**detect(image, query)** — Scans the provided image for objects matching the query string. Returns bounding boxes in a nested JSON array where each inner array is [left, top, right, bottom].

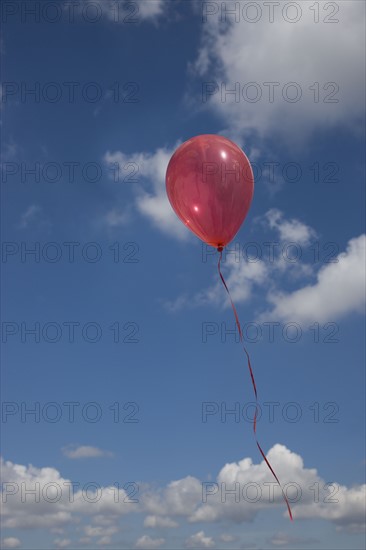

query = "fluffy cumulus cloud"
[[268, 531, 318, 547], [1, 538, 21, 549], [264, 234, 366, 323], [192, 1, 365, 143], [83, 524, 119, 538], [171, 445, 365, 532], [137, 444, 366, 532], [1, 447, 365, 543], [53, 539, 71, 549], [103, 145, 188, 240], [61, 445, 114, 459], [142, 476, 203, 517], [135, 535, 165, 549], [0, 457, 136, 533], [144, 515, 179, 528], [185, 530, 215, 548]]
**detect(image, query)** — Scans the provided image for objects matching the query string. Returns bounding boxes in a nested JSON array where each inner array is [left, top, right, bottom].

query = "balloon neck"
[[217, 246, 224, 253]]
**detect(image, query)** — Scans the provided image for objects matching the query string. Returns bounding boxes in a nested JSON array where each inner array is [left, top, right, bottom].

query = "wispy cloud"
[[268, 532, 319, 547], [260, 208, 317, 246], [262, 234, 366, 324], [103, 207, 131, 228], [103, 145, 189, 240], [53, 539, 71, 549], [1, 139, 19, 161], [0, 538, 21, 550], [18, 204, 42, 229], [164, 213, 365, 326], [144, 515, 178, 528], [135, 535, 165, 549], [164, 254, 268, 312], [62, 445, 114, 459], [165, 210, 317, 312], [185, 531, 215, 548]]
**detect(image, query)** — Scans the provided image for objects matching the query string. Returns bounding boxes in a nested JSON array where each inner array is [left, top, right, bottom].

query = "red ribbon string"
[[217, 250, 293, 521]]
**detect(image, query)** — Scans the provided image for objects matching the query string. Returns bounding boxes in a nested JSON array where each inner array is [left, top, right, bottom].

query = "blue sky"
[[1, 1, 365, 549]]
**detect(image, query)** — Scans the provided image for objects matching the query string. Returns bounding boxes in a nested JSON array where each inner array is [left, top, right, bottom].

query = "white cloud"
[[139, 444, 365, 533], [144, 515, 178, 528], [104, 208, 131, 228], [158, 206, 317, 312], [1, 457, 73, 530], [196, 445, 365, 530], [295, 484, 366, 534], [97, 535, 113, 545], [103, 146, 188, 240], [0, 457, 136, 531], [264, 234, 366, 323], [219, 533, 236, 543], [185, 531, 215, 549], [135, 535, 165, 549], [1, 538, 21, 549], [53, 539, 71, 549], [268, 532, 318, 546], [91, 515, 117, 527], [134, 0, 165, 20], [1, 448, 365, 540], [163, 202, 364, 325], [262, 209, 317, 246], [84, 525, 118, 538], [254, 209, 316, 278], [192, 1, 365, 144], [143, 476, 202, 517], [221, 255, 269, 303], [61, 445, 114, 459], [164, 254, 268, 312], [78, 538, 91, 545]]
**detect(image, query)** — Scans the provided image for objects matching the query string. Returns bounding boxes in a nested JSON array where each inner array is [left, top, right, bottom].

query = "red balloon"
[[166, 134, 254, 250]]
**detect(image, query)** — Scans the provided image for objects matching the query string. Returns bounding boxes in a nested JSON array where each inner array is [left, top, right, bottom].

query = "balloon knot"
[[217, 246, 224, 253]]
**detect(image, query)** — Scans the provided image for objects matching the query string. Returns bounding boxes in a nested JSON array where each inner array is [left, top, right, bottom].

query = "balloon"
[[165, 135, 293, 520], [166, 134, 254, 250]]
